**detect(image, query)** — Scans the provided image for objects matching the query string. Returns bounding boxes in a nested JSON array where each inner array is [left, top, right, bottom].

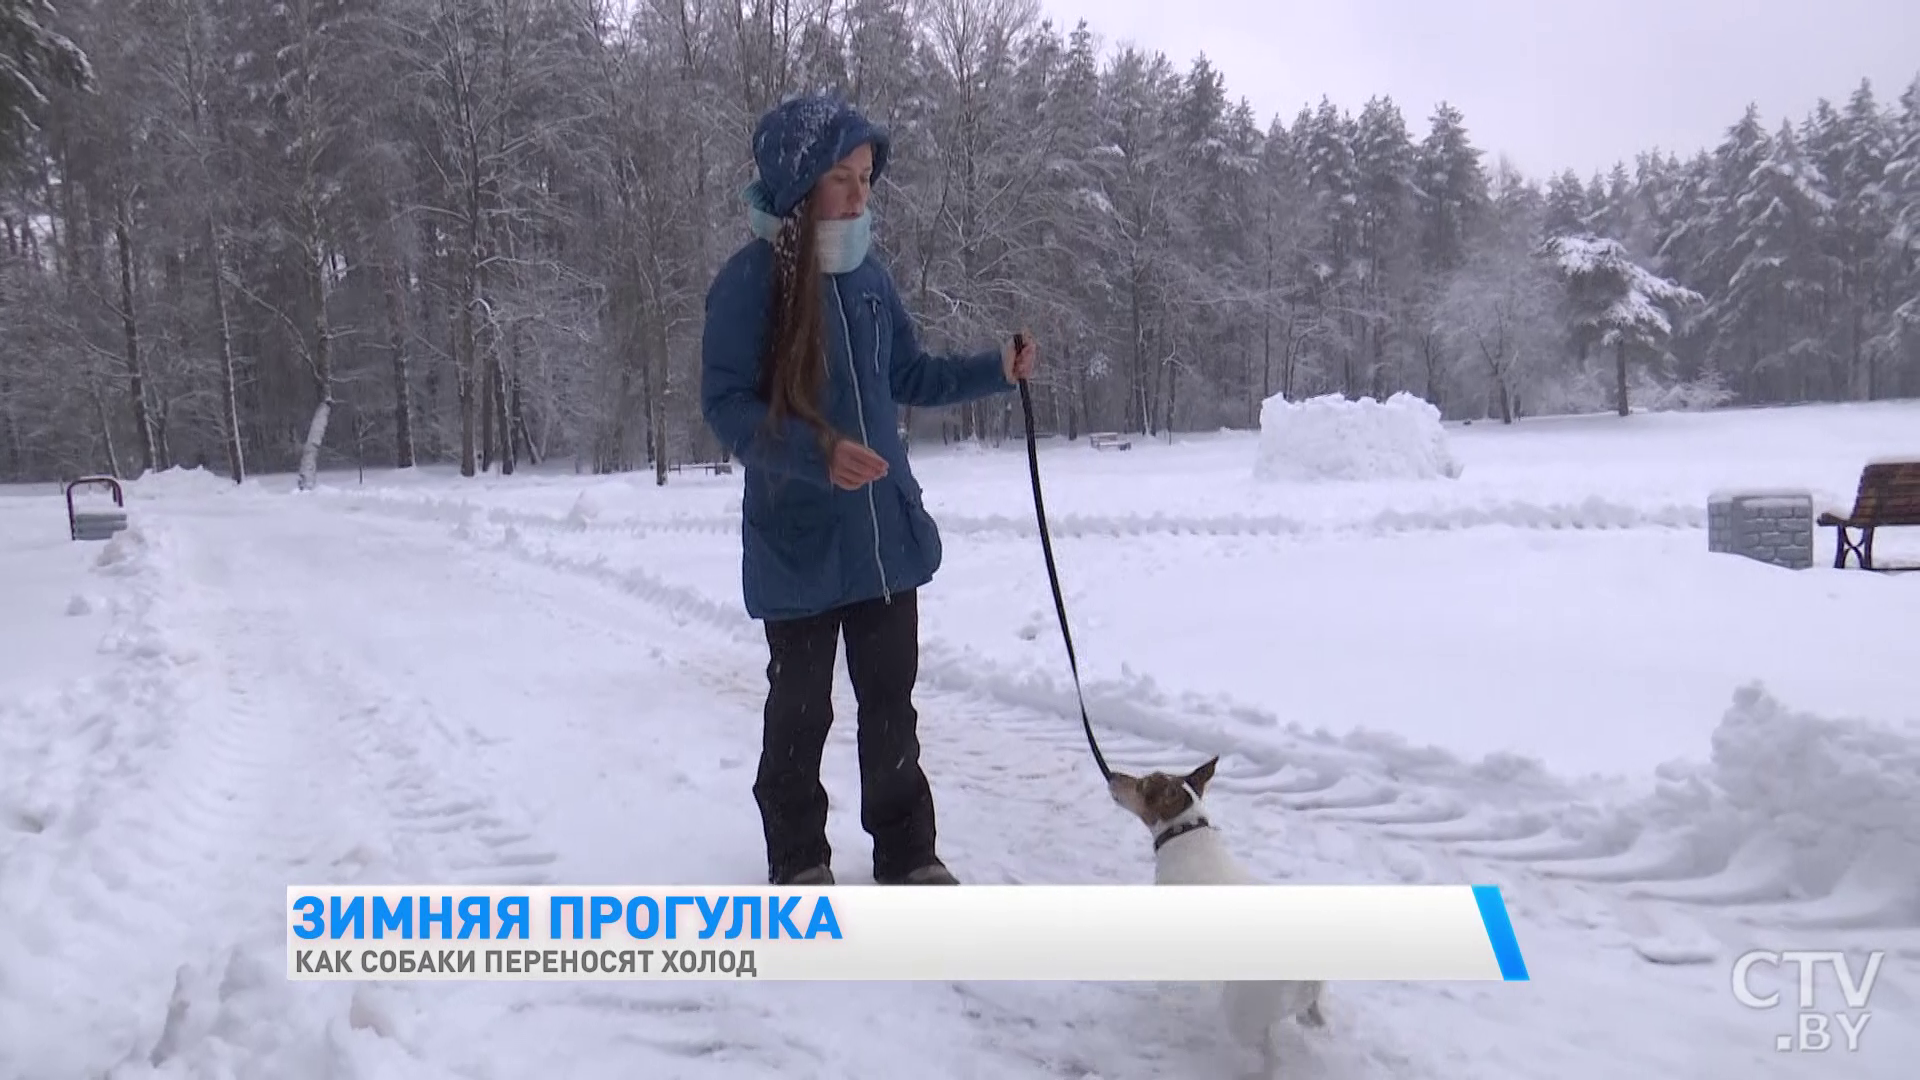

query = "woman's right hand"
[[828, 438, 889, 490]]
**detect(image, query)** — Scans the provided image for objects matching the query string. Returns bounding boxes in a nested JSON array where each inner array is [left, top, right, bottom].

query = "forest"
[[0, 0, 1915, 487]]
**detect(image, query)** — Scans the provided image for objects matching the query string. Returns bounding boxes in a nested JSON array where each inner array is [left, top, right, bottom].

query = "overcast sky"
[[1036, 0, 1920, 179]]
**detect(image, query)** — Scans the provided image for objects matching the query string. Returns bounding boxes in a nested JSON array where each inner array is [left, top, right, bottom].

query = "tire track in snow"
[[194, 499, 1051, 1078], [0, 513, 584, 1079], [328, 484, 1707, 547], [0, 522, 373, 1077], [312, 493, 1920, 1079], [376, 494, 1582, 813], [337, 491, 1920, 949], [308, 508, 1499, 1077], [317, 494, 1916, 958], [178, 508, 567, 902]]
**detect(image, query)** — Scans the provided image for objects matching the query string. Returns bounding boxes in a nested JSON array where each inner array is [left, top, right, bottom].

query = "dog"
[[1108, 756, 1325, 1076]]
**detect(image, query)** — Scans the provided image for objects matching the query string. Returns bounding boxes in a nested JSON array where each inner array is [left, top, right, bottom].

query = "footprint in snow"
[[4, 806, 48, 834]]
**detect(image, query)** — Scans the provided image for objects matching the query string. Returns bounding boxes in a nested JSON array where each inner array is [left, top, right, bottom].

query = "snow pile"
[[566, 488, 604, 528], [93, 523, 151, 572], [1254, 392, 1463, 482], [0, 519, 358, 1078], [1632, 684, 1920, 921], [127, 465, 234, 498]]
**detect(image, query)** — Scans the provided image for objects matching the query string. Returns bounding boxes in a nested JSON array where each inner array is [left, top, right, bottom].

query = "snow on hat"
[[750, 94, 891, 219]]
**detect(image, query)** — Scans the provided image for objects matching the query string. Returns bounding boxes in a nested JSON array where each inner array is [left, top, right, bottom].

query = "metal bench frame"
[[667, 461, 735, 476], [1817, 461, 1920, 571], [66, 475, 129, 541]]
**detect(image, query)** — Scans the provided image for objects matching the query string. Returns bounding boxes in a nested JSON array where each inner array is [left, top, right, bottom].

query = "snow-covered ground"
[[3, 399, 1917, 1078]]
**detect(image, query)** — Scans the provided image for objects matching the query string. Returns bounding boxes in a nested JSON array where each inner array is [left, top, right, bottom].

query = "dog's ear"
[[1185, 756, 1219, 795]]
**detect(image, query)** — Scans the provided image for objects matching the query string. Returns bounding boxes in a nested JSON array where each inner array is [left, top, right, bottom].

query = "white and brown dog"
[[1109, 757, 1325, 1075]]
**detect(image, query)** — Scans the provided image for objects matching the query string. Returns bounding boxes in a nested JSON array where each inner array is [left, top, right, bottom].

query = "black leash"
[[1014, 335, 1113, 782]]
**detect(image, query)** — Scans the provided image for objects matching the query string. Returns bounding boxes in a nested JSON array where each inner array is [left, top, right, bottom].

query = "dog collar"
[[1153, 816, 1211, 851]]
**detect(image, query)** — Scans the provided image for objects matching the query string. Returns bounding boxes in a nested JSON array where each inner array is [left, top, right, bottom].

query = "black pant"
[[754, 589, 937, 883]]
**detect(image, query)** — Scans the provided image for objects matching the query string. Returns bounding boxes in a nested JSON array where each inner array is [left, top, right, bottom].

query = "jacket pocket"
[[743, 496, 844, 616], [893, 481, 942, 579]]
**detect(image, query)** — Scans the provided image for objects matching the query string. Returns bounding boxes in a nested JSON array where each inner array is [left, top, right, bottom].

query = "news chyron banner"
[[287, 885, 1530, 982]]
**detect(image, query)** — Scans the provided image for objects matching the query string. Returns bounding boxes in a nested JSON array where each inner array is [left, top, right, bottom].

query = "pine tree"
[[1023, 19, 1104, 438], [1299, 96, 1361, 394], [1090, 46, 1183, 433], [1664, 104, 1774, 389], [1163, 53, 1232, 428], [1253, 112, 1316, 407], [1542, 169, 1590, 237], [1830, 80, 1897, 397], [1884, 76, 1920, 382], [0, 0, 91, 164], [1702, 119, 1834, 401], [1599, 162, 1635, 247], [1351, 95, 1416, 396], [1629, 151, 1679, 263], [1414, 101, 1487, 275], [1545, 234, 1704, 415], [1584, 172, 1608, 229]]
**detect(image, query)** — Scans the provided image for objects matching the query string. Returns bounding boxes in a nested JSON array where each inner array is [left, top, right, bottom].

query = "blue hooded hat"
[[750, 94, 891, 219]]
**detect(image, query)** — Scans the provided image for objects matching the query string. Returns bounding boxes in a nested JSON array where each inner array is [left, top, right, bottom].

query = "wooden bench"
[[1818, 461, 1920, 570], [668, 461, 734, 476], [66, 475, 129, 542], [1087, 432, 1131, 452]]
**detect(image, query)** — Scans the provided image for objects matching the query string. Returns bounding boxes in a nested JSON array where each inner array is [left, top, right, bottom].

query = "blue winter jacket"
[[700, 242, 1013, 621]]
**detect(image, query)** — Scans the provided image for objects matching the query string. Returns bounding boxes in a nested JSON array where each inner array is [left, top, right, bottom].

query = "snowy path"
[[2, 487, 1913, 1078]]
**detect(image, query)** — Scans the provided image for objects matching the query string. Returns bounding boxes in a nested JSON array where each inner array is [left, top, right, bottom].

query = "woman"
[[699, 95, 1038, 887]]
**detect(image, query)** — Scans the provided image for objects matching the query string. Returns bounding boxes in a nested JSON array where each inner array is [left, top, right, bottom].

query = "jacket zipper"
[[831, 278, 890, 604]]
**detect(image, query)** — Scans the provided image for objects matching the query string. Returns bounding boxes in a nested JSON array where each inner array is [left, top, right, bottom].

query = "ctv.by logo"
[[1733, 950, 1885, 1053]]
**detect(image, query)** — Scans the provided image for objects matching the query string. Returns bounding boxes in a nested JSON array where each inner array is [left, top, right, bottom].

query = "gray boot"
[[877, 862, 958, 885]]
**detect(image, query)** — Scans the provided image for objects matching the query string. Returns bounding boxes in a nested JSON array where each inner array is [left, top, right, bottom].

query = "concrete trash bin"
[[1708, 489, 1814, 570]]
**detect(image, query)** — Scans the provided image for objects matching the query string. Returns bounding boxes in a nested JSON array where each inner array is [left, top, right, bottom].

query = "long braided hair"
[[758, 197, 836, 458]]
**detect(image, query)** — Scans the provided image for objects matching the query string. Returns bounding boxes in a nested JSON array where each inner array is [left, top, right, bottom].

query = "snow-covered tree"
[[0, 0, 90, 163], [1441, 168, 1557, 423], [1415, 101, 1487, 275], [1351, 95, 1417, 397], [1889, 78, 1920, 365], [1822, 80, 1900, 398], [1543, 234, 1704, 415], [3, 8, 1917, 483], [1542, 169, 1590, 237], [1701, 119, 1834, 400]]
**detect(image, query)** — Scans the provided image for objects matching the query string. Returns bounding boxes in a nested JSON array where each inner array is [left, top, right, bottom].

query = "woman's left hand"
[[1003, 329, 1038, 383]]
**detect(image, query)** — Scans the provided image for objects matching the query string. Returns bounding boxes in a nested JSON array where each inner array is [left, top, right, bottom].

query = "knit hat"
[[750, 94, 891, 219]]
